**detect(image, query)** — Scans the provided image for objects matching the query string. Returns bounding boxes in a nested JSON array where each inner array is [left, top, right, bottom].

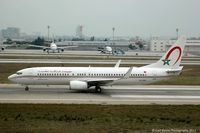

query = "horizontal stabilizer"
[[166, 66, 183, 73]]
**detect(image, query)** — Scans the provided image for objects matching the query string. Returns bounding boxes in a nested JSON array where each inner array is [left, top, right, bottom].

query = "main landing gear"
[[25, 86, 29, 91], [95, 86, 102, 93]]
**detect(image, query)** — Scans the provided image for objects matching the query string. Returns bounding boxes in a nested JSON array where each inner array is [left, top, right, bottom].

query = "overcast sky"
[[0, 0, 200, 37]]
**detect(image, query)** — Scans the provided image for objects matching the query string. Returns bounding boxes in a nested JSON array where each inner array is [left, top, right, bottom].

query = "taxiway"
[[0, 84, 199, 105]]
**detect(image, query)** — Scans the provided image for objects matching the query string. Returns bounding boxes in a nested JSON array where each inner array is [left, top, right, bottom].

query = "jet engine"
[[43, 48, 46, 52], [61, 49, 64, 52], [1, 47, 5, 51], [69, 81, 88, 90]]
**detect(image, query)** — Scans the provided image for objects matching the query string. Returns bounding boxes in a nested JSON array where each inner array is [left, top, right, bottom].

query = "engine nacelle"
[[69, 81, 88, 90], [43, 48, 46, 52], [61, 49, 64, 52], [1, 47, 5, 51]]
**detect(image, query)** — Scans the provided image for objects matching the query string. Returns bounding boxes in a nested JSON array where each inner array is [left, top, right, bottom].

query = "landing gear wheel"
[[95, 86, 102, 93], [25, 86, 29, 91]]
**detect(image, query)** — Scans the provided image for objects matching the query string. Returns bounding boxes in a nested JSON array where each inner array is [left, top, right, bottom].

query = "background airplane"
[[8, 36, 186, 93], [29, 41, 77, 53], [98, 46, 125, 55]]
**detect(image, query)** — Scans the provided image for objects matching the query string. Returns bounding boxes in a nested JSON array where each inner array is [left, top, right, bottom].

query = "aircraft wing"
[[0, 44, 16, 47], [85, 67, 133, 86], [29, 44, 50, 49], [0, 44, 18, 50], [86, 79, 115, 86]]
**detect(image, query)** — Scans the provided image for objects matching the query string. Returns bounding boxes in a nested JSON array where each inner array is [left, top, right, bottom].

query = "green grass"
[[153, 76, 200, 85], [0, 104, 200, 133], [1, 63, 200, 85]]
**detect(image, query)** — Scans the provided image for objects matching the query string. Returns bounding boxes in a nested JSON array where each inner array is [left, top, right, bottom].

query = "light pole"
[[47, 25, 50, 42], [176, 28, 179, 39], [112, 27, 115, 42], [112, 27, 115, 51]]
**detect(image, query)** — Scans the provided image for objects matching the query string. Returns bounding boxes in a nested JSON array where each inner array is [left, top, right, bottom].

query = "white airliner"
[[99, 46, 113, 54], [8, 36, 186, 93], [99, 46, 125, 55], [30, 42, 77, 53]]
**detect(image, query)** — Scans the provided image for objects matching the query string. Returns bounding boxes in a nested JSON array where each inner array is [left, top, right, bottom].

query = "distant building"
[[2, 27, 20, 39], [150, 39, 168, 52], [76, 25, 83, 39], [150, 38, 200, 55]]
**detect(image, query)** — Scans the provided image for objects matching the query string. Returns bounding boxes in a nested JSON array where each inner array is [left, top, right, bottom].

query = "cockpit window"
[[16, 72, 22, 75]]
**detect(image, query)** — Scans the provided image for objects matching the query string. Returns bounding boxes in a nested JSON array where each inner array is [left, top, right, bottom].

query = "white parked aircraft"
[[98, 46, 125, 55], [99, 46, 113, 54], [8, 36, 186, 93], [29, 42, 77, 53]]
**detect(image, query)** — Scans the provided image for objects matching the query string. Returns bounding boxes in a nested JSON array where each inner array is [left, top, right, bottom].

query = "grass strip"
[[0, 104, 200, 133]]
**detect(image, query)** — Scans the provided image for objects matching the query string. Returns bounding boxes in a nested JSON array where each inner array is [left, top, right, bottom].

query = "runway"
[[0, 84, 200, 105]]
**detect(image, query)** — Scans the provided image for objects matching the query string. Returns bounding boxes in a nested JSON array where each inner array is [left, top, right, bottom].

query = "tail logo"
[[162, 45, 182, 65]]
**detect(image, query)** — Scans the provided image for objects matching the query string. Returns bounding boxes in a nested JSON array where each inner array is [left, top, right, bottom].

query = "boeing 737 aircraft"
[[8, 36, 186, 93], [29, 41, 77, 53]]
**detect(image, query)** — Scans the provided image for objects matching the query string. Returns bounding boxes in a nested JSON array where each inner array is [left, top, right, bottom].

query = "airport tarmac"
[[1, 49, 165, 56], [1, 49, 200, 58], [0, 84, 200, 105]]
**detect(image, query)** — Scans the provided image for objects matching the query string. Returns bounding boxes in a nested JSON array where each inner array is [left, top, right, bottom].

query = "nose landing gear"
[[25, 86, 29, 91]]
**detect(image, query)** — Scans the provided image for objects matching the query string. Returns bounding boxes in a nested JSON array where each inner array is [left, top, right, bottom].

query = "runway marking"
[[111, 95, 200, 99]]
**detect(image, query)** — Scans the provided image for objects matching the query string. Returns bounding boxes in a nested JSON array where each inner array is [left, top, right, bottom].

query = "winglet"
[[114, 60, 121, 67], [123, 67, 133, 79]]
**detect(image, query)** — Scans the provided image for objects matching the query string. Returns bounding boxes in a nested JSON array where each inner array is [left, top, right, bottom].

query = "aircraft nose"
[[8, 74, 16, 82]]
